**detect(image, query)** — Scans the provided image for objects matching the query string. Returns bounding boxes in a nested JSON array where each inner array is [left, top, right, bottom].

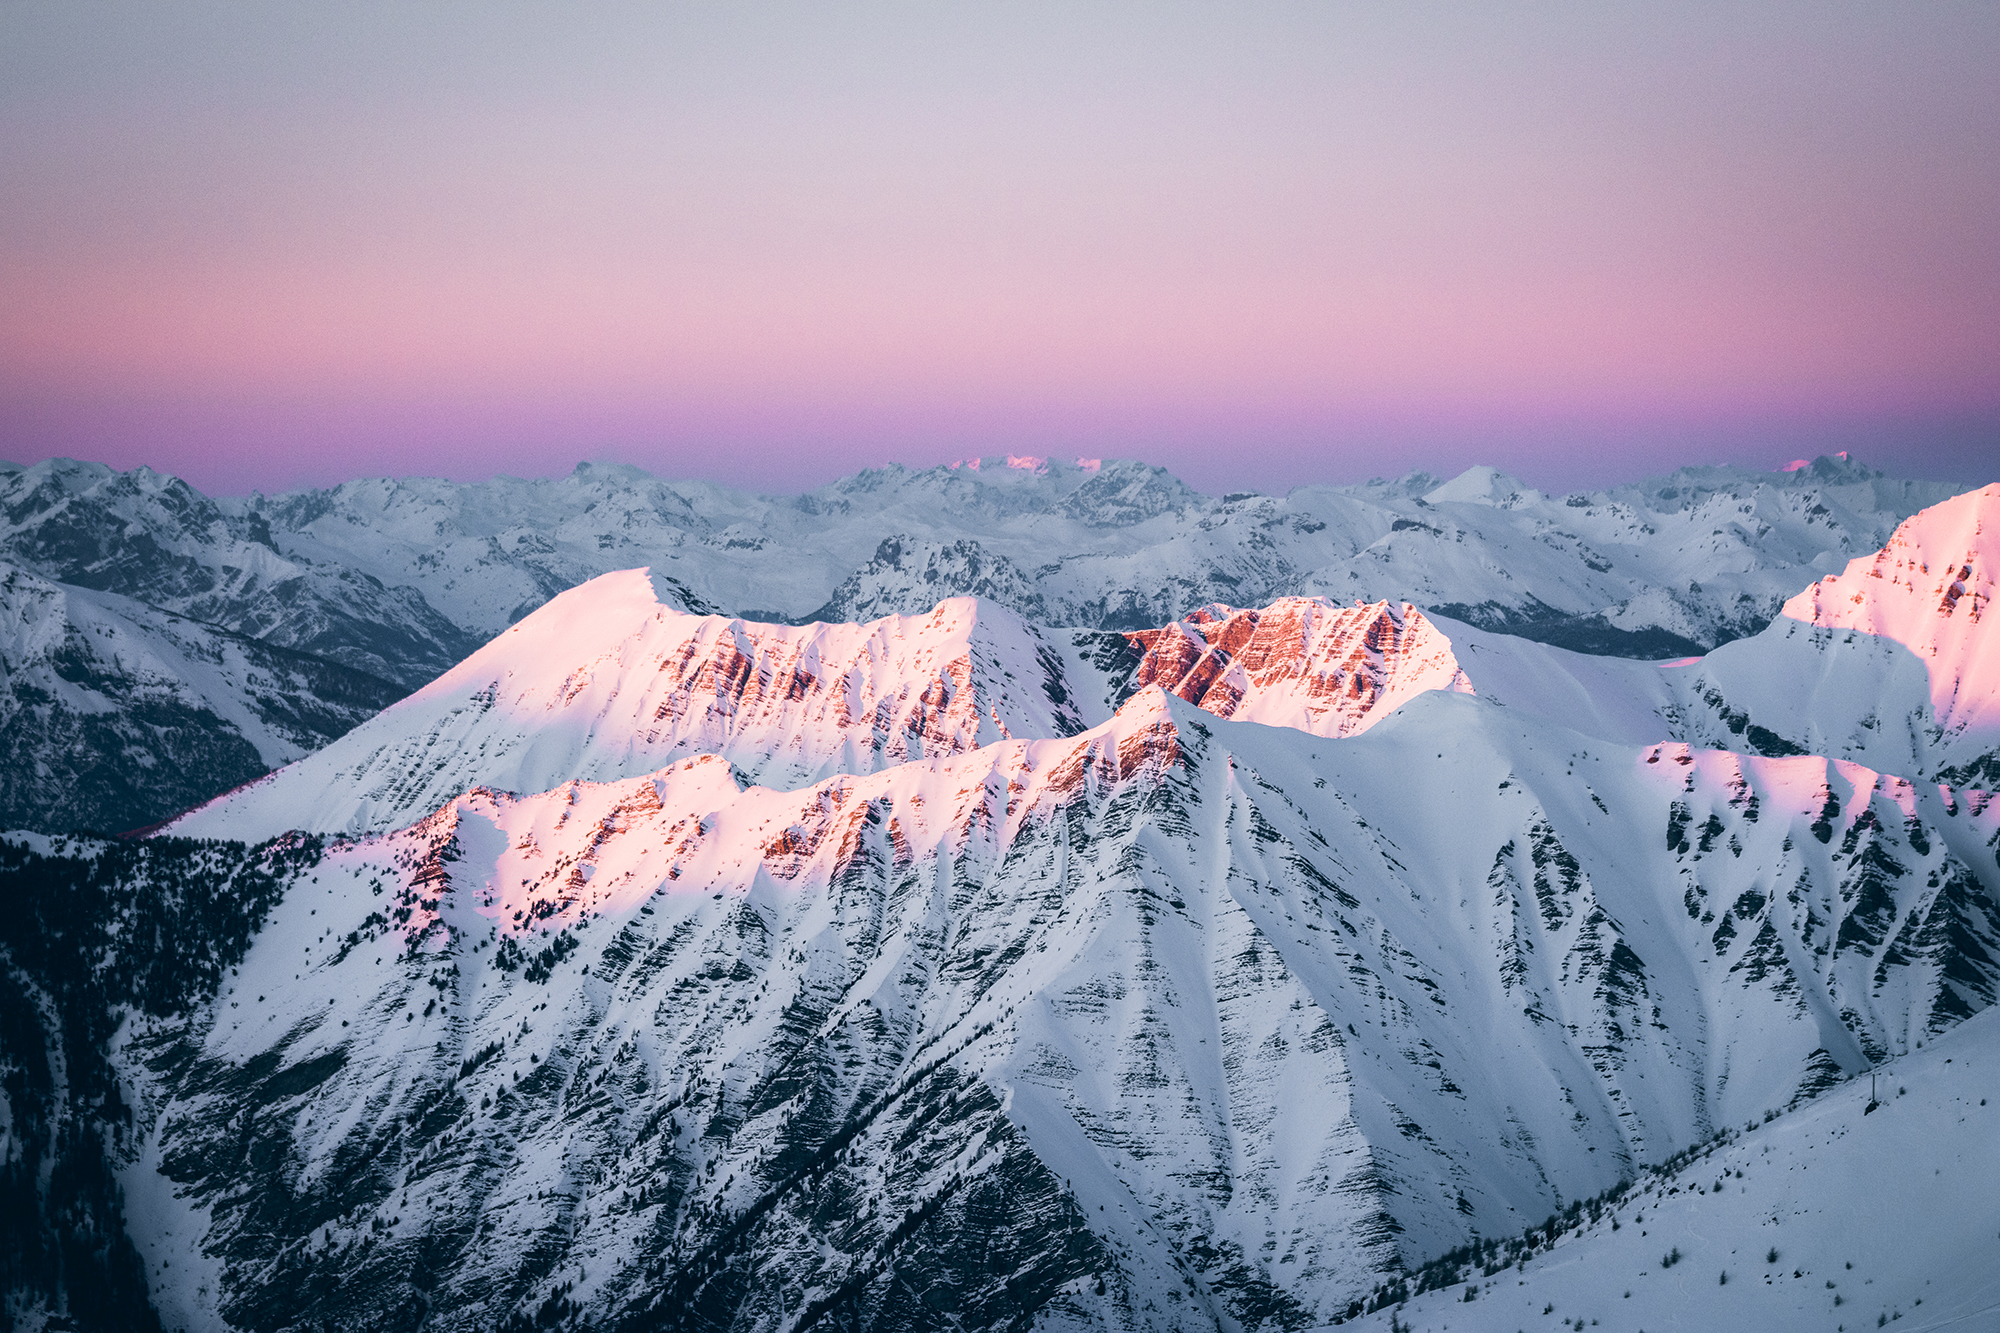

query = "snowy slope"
[[0, 458, 477, 688], [1429, 612, 1946, 778], [0, 561, 402, 832], [167, 573, 1126, 839], [110, 685, 2000, 1331], [1339, 1003, 2000, 1333]]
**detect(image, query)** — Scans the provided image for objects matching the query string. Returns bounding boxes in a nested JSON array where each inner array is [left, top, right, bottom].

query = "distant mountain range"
[[1, 449, 1996, 1331], [0, 452, 1970, 833]]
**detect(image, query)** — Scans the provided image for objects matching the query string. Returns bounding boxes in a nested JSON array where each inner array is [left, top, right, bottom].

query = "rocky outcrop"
[[1126, 598, 1472, 738]]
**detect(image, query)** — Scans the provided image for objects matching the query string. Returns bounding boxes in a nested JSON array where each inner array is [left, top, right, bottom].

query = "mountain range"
[[0, 451, 1970, 835], [1, 456, 1996, 1333]]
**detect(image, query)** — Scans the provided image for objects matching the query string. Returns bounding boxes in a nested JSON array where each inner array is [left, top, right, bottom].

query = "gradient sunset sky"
[[3, 2, 1996, 496]]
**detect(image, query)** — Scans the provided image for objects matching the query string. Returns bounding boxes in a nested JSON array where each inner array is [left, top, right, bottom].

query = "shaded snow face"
[[0, 563, 402, 833], [115, 690, 2000, 1332]]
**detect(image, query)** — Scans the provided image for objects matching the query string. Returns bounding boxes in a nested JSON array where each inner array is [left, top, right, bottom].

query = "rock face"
[[1127, 599, 1473, 738]]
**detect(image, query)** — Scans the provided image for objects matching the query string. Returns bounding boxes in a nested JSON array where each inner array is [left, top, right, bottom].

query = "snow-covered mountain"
[[9, 451, 1970, 676], [1431, 483, 2000, 792], [0, 459, 479, 688], [0, 562, 402, 833], [2, 453, 1971, 834], [3, 464, 1997, 1333], [81, 683, 2000, 1331], [167, 576, 1119, 839], [168, 575, 1500, 842], [250, 452, 1967, 660]]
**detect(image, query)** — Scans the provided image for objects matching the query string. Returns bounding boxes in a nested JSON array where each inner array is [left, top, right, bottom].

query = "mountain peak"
[[1781, 482, 2000, 745], [1422, 464, 1537, 508], [169, 577, 1106, 840], [1127, 596, 1472, 738], [1777, 450, 1879, 483]]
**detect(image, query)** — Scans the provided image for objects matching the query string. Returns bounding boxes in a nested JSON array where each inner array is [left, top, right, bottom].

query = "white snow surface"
[[1338, 1003, 2000, 1333]]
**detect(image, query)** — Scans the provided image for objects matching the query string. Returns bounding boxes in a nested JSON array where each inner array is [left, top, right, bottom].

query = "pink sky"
[[3, 3, 1995, 495]]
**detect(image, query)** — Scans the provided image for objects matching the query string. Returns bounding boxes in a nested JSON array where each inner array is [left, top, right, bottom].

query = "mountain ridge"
[[3, 452, 1973, 834]]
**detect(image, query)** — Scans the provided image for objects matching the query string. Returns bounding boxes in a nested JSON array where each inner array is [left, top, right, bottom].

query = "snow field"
[[1336, 1002, 2000, 1333]]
